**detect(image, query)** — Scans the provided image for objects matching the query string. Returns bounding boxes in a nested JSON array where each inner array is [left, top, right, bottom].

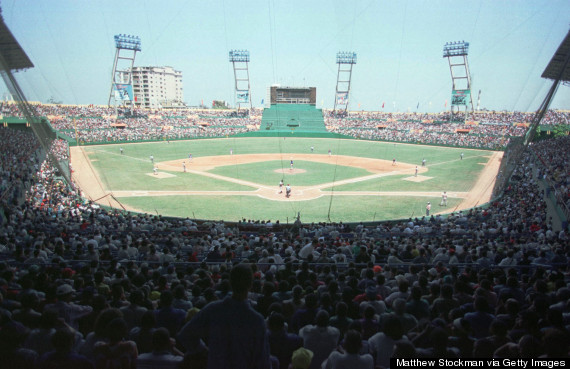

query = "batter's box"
[[403, 175, 432, 182], [146, 172, 176, 179]]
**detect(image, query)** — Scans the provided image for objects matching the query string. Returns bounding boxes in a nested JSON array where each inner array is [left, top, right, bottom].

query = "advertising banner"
[[114, 84, 133, 101], [336, 92, 348, 105], [236, 91, 250, 103], [451, 89, 470, 106]]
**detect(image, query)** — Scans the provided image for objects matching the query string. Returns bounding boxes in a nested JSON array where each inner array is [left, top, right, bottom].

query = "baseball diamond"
[[70, 137, 502, 223]]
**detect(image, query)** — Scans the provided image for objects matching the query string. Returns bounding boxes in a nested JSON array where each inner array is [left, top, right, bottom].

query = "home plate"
[[403, 175, 432, 182], [146, 172, 176, 178]]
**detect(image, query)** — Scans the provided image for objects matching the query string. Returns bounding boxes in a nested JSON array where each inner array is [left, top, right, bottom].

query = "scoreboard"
[[270, 86, 316, 105]]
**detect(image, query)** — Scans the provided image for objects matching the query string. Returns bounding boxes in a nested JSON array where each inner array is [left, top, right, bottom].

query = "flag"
[[261, 99, 264, 105], [382, 102, 385, 108], [445, 100, 447, 107], [417, 102, 419, 109]]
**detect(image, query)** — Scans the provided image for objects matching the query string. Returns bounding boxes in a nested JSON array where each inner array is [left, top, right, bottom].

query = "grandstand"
[[0, 4, 570, 365]]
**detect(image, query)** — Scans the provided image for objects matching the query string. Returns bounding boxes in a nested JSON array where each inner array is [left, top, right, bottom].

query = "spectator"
[[135, 327, 184, 369], [44, 284, 93, 331], [323, 330, 374, 369], [93, 317, 138, 369], [368, 315, 406, 368], [154, 290, 186, 338], [298, 310, 340, 369], [177, 263, 271, 369], [38, 327, 95, 369], [267, 312, 303, 369]]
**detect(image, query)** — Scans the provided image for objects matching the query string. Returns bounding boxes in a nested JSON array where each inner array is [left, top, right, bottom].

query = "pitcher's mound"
[[146, 172, 176, 179], [274, 168, 307, 175]]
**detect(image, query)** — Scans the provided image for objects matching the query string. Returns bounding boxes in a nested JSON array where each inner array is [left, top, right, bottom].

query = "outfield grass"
[[81, 137, 493, 222]]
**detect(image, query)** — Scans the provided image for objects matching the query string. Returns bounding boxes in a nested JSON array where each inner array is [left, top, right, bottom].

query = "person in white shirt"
[[323, 330, 373, 369], [299, 310, 340, 369]]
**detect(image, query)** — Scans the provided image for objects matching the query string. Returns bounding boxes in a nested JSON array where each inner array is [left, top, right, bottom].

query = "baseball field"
[[70, 137, 503, 224]]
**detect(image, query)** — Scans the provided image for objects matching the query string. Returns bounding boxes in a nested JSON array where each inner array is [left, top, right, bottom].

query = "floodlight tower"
[[229, 50, 252, 111], [108, 34, 141, 107], [443, 41, 474, 121], [333, 51, 357, 113]]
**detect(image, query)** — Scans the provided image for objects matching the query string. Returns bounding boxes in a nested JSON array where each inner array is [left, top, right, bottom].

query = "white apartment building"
[[127, 66, 184, 109]]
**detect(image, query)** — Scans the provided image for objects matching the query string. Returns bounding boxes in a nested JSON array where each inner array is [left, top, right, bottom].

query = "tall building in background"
[[123, 66, 184, 109]]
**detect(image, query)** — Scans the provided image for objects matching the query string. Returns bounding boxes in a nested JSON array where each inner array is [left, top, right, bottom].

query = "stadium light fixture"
[[229, 49, 250, 62], [114, 34, 141, 52], [443, 41, 469, 57], [336, 51, 357, 64]]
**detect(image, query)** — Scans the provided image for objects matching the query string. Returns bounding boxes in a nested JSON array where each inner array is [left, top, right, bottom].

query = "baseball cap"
[[56, 284, 75, 296], [291, 347, 313, 369]]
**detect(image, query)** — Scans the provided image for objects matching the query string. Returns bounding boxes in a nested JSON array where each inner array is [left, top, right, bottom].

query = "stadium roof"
[[0, 13, 33, 71], [541, 29, 570, 82]]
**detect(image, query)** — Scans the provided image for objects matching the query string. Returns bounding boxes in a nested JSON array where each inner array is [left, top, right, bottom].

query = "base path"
[[71, 148, 503, 214]]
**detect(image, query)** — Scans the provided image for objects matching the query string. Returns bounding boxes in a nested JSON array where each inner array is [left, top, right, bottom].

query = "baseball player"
[[290, 158, 294, 170], [421, 158, 426, 167], [279, 179, 284, 193], [183, 162, 186, 172], [415, 166, 418, 177], [153, 166, 158, 176], [285, 184, 291, 198], [150, 155, 154, 163], [460, 152, 464, 160], [120, 147, 124, 155], [426, 202, 431, 216], [440, 191, 448, 206], [310, 146, 314, 153]]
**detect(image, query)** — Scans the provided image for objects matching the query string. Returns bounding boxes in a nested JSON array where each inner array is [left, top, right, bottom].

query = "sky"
[[1, 0, 569, 113]]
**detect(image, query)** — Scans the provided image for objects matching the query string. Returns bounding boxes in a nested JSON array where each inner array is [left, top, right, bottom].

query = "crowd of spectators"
[[0, 114, 569, 367], [2, 102, 568, 148], [324, 110, 570, 150], [0, 103, 262, 144], [532, 135, 570, 222]]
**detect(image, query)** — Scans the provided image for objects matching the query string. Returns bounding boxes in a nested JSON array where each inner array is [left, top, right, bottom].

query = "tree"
[[552, 124, 570, 138]]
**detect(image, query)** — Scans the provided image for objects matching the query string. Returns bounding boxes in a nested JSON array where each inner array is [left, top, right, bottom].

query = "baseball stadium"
[[0, 1, 569, 366]]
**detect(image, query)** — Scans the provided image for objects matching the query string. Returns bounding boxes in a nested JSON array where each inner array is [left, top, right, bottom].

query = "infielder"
[[440, 191, 448, 206]]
